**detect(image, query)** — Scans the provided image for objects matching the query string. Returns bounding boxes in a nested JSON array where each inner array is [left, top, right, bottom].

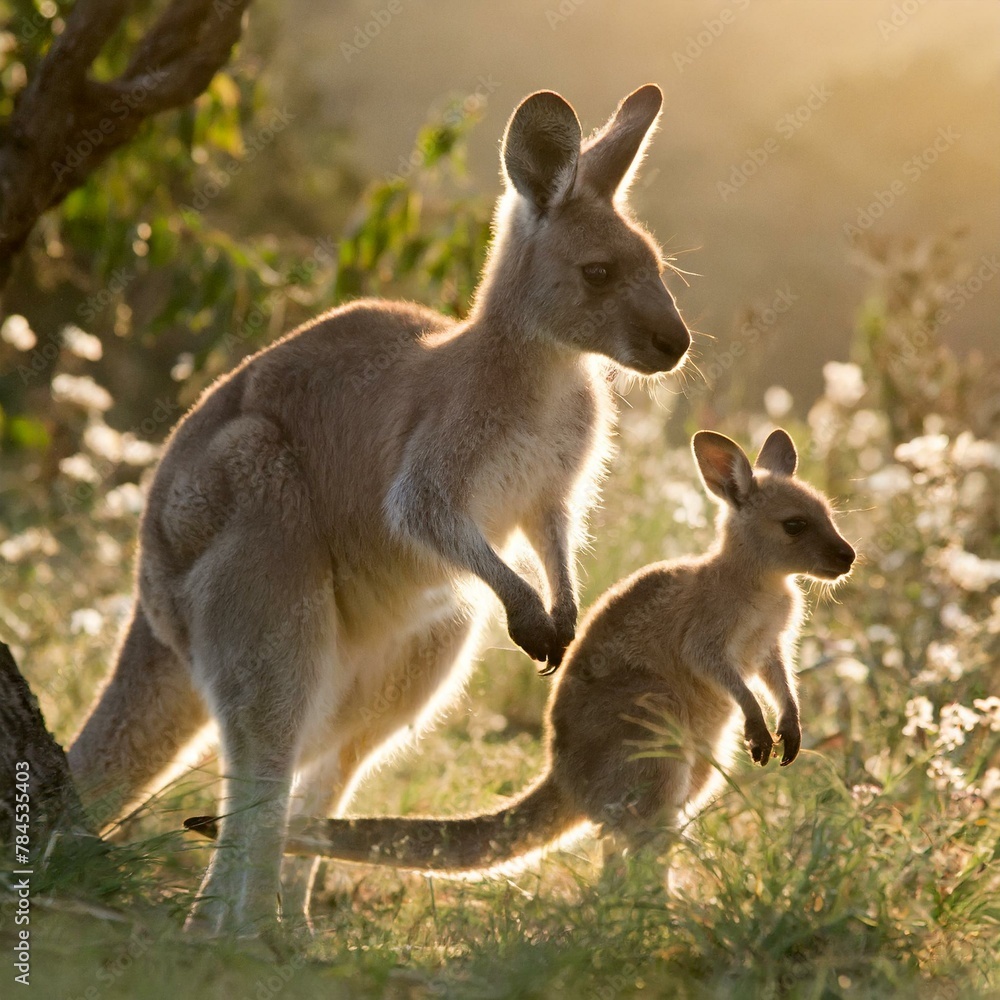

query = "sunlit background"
[[263, 0, 1000, 401]]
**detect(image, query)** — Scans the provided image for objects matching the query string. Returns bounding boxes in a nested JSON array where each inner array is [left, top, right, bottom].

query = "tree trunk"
[[0, 643, 92, 855]]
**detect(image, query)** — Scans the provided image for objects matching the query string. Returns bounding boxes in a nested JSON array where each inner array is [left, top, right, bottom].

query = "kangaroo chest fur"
[[463, 362, 611, 539], [722, 581, 800, 674]]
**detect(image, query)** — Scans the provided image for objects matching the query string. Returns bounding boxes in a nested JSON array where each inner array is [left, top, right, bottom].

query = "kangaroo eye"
[[782, 518, 808, 537], [582, 263, 611, 288]]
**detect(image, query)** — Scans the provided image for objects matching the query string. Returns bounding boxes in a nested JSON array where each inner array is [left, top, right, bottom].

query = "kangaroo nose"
[[650, 296, 691, 363], [836, 542, 856, 569], [652, 314, 691, 362]]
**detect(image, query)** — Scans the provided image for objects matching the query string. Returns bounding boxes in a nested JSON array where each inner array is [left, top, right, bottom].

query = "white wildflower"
[[59, 453, 100, 483], [936, 545, 1000, 592], [850, 783, 881, 807], [51, 373, 113, 411], [926, 641, 963, 682], [94, 532, 122, 566], [119, 435, 160, 466], [941, 602, 974, 633], [61, 324, 102, 361], [979, 767, 1000, 799], [902, 695, 936, 737], [0, 527, 59, 563], [957, 470, 989, 510], [989, 596, 1000, 635], [83, 421, 123, 462], [806, 397, 840, 459], [927, 756, 968, 793], [865, 624, 896, 645], [846, 409, 886, 448], [835, 657, 869, 683], [823, 361, 866, 407], [171, 352, 195, 382], [882, 646, 903, 669], [973, 697, 1000, 732], [894, 434, 950, 473], [1, 314, 37, 351], [952, 431, 1000, 471], [663, 480, 707, 528], [70, 608, 104, 636], [102, 482, 145, 519], [936, 702, 979, 751], [858, 446, 883, 473], [763, 385, 793, 420], [866, 464, 911, 497]]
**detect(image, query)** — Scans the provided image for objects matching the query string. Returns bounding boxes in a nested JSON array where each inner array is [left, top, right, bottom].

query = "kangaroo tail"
[[285, 775, 579, 873]]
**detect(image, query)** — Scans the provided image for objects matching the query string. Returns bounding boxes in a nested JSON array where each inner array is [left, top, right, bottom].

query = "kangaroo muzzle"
[[625, 278, 691, 373]]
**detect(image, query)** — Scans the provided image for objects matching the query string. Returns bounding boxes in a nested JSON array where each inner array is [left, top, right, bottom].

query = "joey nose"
[[833, 541, 856, 573]]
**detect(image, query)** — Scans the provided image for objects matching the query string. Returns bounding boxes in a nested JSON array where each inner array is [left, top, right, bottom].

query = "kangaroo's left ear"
[[577, 84, 662, 199], [693, 431, 755, 508], [755, 429, 798, 476], [502, 90, 582, 212]]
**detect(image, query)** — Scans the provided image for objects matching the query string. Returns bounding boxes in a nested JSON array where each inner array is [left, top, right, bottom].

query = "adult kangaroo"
[[68, 84, 691, 935]]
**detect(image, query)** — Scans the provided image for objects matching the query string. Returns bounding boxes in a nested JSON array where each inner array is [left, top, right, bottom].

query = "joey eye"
[[782, 518, 808, 537], [582, 263, 611, 288]]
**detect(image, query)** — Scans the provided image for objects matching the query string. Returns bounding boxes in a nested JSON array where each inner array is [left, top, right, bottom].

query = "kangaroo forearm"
[[761, 650, 799, 719], [694, 655, 767, 725], [389, 485, 534, 608], [524, 505, 577, 608]]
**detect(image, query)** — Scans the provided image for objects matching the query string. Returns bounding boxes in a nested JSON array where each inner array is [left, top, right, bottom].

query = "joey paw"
[[744, 716, 774, 767], [777, 716, 802, 767]]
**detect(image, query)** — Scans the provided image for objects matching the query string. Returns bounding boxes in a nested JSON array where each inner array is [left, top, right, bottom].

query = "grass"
[[3, 240, 1000, 998]]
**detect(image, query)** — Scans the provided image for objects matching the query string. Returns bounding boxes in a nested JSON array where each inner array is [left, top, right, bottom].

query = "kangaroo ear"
[[502, 91, 581, 212], [755, 429, 798, 476], [578, 84, 662, 199], [693, 431, 755, 508]]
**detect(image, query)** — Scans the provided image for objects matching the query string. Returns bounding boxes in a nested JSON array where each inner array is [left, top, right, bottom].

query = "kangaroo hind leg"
[[280, 608, 482, 925]]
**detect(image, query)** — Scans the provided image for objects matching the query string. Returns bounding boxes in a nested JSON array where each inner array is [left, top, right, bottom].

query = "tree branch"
[[0, 0, 252, 290]]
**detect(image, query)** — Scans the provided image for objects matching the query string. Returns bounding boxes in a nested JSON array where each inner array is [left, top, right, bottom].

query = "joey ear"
[[578, 84, 663, 199], [502, 91, 582, 212], [754, 429, 798, 476], [692, 431, 755, 507]]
